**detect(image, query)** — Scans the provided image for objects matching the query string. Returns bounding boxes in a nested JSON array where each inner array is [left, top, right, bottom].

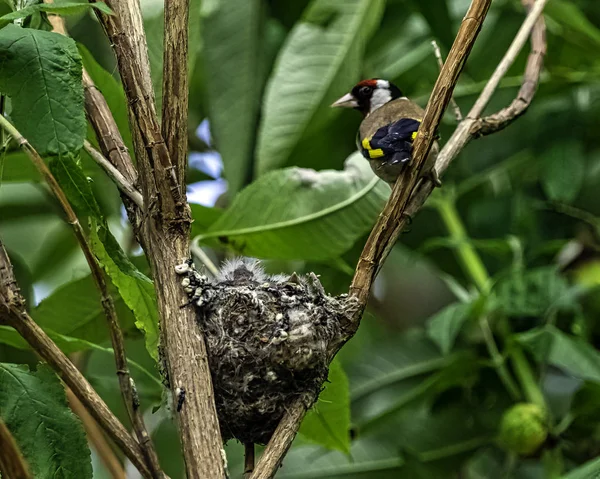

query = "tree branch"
[[349, 0, 492, 308], [162, 0, 190, 187], [251, 0, 549, 476], [84, 140, 144, 209], [0, 240, 151, 478], [0, 115, 163, 479], [90, 2, 226, 476], [0, 417, 31, 479]]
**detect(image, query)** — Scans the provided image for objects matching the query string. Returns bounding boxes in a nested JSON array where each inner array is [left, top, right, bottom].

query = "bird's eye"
[[359, 86, 372, 96]]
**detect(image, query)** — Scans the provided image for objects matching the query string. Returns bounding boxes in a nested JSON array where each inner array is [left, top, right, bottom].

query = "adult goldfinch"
[[332, 78, 440, 186]]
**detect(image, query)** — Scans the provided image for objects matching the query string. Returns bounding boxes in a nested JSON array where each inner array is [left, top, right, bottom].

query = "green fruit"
[[498, 403, 548, 455]]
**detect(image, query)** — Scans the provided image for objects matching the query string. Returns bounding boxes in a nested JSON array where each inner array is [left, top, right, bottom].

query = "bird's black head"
[[331, 79, 404, 117]]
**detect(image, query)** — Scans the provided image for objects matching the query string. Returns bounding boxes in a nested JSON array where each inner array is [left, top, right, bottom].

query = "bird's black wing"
[[361, 118, 421, 165]]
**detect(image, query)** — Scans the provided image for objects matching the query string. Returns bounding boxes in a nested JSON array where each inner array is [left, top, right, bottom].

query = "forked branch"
[[252, 0, 548, 476]]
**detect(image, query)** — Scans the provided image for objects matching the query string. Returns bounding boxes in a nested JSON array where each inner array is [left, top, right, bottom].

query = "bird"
[[331, 78, 441, 187]]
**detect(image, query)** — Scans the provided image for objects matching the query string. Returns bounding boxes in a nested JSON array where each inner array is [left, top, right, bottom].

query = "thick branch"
[[0, 241, 150, 478], [162, 0, 190, 187], [0, 417, 31, 479], [0, 116, 163, 479], [91, 2, 226, 477]]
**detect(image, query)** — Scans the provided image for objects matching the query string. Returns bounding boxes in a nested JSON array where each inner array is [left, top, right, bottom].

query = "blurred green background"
[[1, 0, 600, 477]]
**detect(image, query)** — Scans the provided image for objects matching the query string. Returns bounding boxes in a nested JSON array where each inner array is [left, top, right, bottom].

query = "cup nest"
[[174, 258, 353, 444]]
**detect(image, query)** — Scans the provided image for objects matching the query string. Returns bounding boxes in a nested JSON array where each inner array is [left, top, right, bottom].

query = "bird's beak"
[[331, 93, 358, 108]]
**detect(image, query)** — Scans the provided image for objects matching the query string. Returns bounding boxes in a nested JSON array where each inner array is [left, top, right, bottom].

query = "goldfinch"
[[331, 78, 440, 186]]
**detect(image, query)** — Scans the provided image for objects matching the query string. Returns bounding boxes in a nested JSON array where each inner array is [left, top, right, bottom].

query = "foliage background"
[[1, 0, 600, 477]]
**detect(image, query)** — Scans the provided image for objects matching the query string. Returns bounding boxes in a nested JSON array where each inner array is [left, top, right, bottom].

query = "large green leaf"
[[48, 154, 102, 218], [78, 43, 134, 157], [255, 0, 384, 175], [299, 358, 351, 454], [197, 153, 389, 260], [27, 274, 137, 345], [91, 224, 159, 360], [516, 325, 600, 384], [0, 25, 85, 156], [0, 363, 92, 479], [541, 142, 585, 204], [0, 2, 112, 28], [202, 0, 262, 193]]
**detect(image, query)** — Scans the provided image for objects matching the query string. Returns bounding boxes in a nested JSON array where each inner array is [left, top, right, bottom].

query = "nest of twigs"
[[174, 258, 353, 444]]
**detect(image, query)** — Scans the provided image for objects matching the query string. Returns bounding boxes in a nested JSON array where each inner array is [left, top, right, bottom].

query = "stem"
[[434, 196, 490, 293], [434, 195, 545, 406], [0, 115, 163, 479]]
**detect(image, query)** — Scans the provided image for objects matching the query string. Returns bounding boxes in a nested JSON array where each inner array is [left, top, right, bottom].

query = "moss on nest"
[[175, 258, 352, 444]]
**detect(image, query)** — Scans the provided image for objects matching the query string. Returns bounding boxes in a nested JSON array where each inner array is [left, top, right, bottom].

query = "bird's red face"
[[331, 79, 404, 116]]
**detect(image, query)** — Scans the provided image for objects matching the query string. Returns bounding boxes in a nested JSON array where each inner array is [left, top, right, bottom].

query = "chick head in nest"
[[175, 257, 353, 444]]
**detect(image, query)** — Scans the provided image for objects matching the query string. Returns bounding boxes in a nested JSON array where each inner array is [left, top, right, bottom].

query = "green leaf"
[[78, 43, 134, 158], [541, 142, 585, 204], [27, 274, 137, 346], [545, 0, 600, 48], [494, 267, 571, 317], [409, 0, 454, 53], [255, 0, 383, 175], [0, 150, 40, 182], [0, 25, 86, 156], [190, 203, 223, 237], [516, 325, 600, 383], [91, 224, 159, 361], [426, 302, 473, 355], [0, 363, 92, 479], [48, 154, 102, 218], [299, 358, 351, 454], [198, 153, 388, 260], [561, 456, 600, 479], [202, 0, 262, 193], [0, 2, 112, 28]]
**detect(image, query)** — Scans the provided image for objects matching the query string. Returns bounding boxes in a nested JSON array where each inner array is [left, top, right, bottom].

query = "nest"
[[174, 258, 353, 444]]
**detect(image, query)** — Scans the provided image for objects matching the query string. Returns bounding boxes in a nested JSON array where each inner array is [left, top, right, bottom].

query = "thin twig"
[[0, 417, 32, 479], [84, 140, 144, 209], [244, 442, 255, 478], [431, 40, 463, 122], [190, 238, 219, 277], [0, 115, 163, 479], [0, 240, 151, 478], [91, 1, 226, 477], [67, 388, 126, 479]]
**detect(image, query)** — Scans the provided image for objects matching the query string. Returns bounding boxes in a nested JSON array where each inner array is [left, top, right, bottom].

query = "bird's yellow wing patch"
[[361, 137, 385, 159]]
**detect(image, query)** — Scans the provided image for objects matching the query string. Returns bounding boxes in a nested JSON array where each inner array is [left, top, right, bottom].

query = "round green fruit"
[[498, 403, 548, 455]]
